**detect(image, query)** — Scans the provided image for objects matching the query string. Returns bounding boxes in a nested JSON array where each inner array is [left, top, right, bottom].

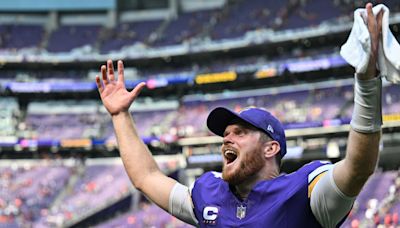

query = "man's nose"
[[223, 133, 233, 145]]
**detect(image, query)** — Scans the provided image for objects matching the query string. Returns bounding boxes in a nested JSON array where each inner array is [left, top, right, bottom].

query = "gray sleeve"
[[168, 182, 198, 226], [310, 165, 356, 228]]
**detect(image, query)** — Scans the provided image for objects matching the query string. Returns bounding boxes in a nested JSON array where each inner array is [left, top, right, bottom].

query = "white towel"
[[340, 4, 400, 84]]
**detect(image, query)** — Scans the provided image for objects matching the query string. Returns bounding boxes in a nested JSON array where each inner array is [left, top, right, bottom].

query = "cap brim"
[[207, 107, 241, 137]]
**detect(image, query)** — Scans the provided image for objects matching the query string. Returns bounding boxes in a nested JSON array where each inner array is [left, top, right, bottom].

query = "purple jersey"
[[191, 161, 329, 227]]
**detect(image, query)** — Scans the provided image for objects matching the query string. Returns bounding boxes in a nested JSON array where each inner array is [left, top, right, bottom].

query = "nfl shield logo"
[[236, 205, 246, 219]]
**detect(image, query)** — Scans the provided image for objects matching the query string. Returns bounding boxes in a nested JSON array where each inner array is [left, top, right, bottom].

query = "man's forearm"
[[334, 130, 380, 196], [112, 111, 178, 210], [334, 75, 382, 197], [112, 111, 160, 189]]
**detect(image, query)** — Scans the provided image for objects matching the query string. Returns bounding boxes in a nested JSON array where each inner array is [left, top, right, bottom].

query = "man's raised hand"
[[360, 3, 384, 80], [95, 60, 146, 116]]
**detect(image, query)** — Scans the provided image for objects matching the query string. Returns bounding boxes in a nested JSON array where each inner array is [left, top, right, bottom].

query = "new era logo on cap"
[[207, 107, 287, 158], [267, 124, 274, 133]]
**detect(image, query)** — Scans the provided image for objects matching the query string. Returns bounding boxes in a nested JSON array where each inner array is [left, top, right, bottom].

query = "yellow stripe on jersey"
[[308, 171, 328, 198]]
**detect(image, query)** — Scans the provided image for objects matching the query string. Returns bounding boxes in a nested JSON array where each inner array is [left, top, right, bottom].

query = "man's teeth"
[[225, 150, 236, 156]]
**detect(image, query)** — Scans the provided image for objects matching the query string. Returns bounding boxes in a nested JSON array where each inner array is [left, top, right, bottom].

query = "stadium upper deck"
[[0, 0, 398, 60]]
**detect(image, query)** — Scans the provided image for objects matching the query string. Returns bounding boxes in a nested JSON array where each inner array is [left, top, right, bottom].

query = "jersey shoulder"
[[298, 160, 332, 177], [301, 161, 334, 198], [192, 171, 225, 192]]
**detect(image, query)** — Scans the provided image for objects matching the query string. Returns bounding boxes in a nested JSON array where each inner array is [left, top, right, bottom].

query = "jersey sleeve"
[[168, 182, 198, 226], [308, 163, 333, 198], [309, 163, 356, 228]]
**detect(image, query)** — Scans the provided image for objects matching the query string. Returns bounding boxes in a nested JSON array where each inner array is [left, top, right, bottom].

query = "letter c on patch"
[[203, 206, 219, 220]]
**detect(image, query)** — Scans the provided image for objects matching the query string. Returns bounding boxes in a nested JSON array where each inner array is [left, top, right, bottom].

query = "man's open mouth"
[[224, 150, 238, 164]]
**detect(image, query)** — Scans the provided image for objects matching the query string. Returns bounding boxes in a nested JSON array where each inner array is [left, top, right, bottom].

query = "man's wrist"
[[355, 56, 378, 80], [350, 75, 382, 133], [111, 111, 132, 121]]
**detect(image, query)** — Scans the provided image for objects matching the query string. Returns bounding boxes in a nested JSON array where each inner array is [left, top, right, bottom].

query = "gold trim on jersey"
[[308, 171, 328, 198]]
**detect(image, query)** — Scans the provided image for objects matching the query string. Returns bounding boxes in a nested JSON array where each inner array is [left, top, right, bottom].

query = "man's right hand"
[[95, 59, 146, 116]]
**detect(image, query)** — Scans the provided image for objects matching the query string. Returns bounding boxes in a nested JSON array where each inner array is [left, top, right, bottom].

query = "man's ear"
[[264, 141, 281, 159]]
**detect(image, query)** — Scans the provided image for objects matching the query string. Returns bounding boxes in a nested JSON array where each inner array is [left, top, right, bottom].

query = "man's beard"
[[222, 150, 264, 185]]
